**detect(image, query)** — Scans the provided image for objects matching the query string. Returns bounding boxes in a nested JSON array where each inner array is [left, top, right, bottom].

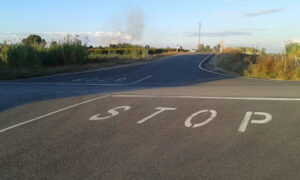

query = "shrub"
[[6, 44, 41, 68], [22, 34, 46, 46], [294, 67, 300, 80], [244, 55, 296, 80], [285, 43, 300, 60]]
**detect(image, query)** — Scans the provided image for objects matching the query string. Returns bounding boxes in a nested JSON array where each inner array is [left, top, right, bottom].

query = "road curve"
[[0, 54, 300, 179]]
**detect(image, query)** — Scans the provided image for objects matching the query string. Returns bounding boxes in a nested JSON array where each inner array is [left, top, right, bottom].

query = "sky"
[[0, 0, 299, 52]]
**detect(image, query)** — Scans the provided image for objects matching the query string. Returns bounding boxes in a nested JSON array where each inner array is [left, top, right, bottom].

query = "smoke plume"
[[125, 7, 145, 41]]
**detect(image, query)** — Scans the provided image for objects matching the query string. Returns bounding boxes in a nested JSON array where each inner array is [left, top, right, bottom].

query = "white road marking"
[[198, 53, 233, 77], [185, 109, 217, 128], [114, 77, 127, 82], [113, 94, 300, 102], [72, 78, 87, 82], [251, 112, 272, 124], [238, 112, 252, 132], [97, 78, 112, 82], [0, 95, 109, 134], [238, 111, 272, 132], [127, 75, 152, 86], [89, 106, 131, 121], [136, 107, 176, 124], [86, 78, 99, 81]]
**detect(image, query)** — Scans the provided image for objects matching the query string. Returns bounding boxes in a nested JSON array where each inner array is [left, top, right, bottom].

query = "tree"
[[179, 45, 183, 52], [205, 45, 211, 52], [198, 44, 205, 52], [50, 41, 58, 47], [22, 34, 46, 46], [213, 44, 221, 53]]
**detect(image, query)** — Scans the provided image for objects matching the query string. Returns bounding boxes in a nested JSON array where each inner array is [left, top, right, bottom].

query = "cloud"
[[242, 8, 284, 17], [225, 0, 242, 3], [186, 30, 252, 37], [238, 28, 268, 31], [0, 31, 133, 46]]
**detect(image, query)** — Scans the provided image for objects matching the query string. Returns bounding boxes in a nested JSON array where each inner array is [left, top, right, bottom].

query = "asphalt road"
[[0, 54, 300, 179]]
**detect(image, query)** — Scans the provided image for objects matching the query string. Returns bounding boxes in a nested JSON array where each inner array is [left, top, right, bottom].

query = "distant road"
[[1, 54, 300, 179]]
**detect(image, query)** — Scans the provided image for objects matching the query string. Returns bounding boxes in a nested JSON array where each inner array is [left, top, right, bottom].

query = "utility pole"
[[198, 22, 201, 50]]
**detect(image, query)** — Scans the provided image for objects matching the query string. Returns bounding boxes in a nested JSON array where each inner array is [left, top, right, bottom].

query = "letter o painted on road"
[[185, 110, 217, 128]]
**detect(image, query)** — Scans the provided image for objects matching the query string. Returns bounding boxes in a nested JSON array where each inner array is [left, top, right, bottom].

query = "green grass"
[[0, 40, 89, 69], [0, 35, 185, 80]]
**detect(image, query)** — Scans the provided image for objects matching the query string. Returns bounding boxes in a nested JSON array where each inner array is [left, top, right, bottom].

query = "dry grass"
[[244, 55, 300, 80], [217, 49, 300, 80]]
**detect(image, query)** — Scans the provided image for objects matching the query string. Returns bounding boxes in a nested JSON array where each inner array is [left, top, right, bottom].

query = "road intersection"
[[0, 54, 299, 179]]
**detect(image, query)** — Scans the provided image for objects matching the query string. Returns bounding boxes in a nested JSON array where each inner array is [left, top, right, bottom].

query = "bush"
[[1, 40, 89, 69], [244, 55, 296, 80], [6, 44, 41, 68], [294, 67, 300, 80], [285, 43, 300, 60]]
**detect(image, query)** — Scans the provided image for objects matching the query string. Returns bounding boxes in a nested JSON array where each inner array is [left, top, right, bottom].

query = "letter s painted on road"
[[89, 106, 131, 121]]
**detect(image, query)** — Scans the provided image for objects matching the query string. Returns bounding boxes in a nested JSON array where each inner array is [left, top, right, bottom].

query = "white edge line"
[[127, 75, 152, 86], [0, 95, 110, 134], [112, 94, 300, 101], [199, 53, 236, 77]]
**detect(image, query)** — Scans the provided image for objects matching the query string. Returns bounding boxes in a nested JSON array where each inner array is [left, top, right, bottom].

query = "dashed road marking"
[[97, 78, 112, 82], [127, 75, 152, 86], [72, 78, 88, 82], [86, 78, 99, 81], [114, 77, 127, 82]]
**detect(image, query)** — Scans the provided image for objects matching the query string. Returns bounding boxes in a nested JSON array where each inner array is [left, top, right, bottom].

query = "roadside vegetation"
[[217, 43, 300, 80], [0, 34, 186, 79], [198, 43, 220, 53]]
